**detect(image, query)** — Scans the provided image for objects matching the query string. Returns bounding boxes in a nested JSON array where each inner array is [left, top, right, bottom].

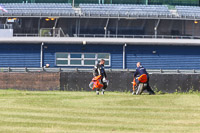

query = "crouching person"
[[132, 62, 155, 95], [89, 59, 108, 95]]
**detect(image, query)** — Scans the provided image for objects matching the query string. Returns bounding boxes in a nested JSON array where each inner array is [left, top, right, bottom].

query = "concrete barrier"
[[60, 72, 200, 93], [0, 72, 199, 93]]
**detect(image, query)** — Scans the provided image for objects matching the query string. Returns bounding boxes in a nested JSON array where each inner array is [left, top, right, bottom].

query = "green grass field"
[[0, 90, 200, 133]]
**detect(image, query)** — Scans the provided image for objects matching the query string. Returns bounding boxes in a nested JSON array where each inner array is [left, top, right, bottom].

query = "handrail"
[[13, 33, 200, 39], [77, 34, 200, 39]]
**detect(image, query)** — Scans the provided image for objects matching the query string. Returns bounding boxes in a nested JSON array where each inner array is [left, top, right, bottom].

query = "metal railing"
[[0, 24, 12, 29], [77, 34, 200, 39], [0, 67, 200, 74], [12, 33, 200, 39], [14, 33, 39, 37]]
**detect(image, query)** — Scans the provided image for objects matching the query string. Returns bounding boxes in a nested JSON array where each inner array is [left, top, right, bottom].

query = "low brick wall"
[[0, 72, 60, 91]]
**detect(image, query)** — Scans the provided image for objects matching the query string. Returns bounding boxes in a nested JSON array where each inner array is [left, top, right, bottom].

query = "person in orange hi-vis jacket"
[[89, 75, 104, 90], [132, 62, 155, 95]]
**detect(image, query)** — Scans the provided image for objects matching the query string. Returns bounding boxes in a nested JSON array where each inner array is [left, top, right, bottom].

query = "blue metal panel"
[[0, 43, 199, 70], [0, 44, 41, 67], [126, 45, 200, 69], [43, 44, 123, 69]]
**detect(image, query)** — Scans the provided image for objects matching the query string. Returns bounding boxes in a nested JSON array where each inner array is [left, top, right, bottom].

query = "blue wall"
[[0, 44, 40, 67], [0, 43, 200, 69], [43, 44, 123, 69], [126, 45, 200, 69]]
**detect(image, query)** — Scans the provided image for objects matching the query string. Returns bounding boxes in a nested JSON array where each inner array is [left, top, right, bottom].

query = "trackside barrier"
[[0, 68, 200, 92], [0, 67, 200, 74]]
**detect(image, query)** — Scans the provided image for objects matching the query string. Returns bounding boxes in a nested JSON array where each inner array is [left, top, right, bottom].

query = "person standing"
[[93, 59, 108, 95]]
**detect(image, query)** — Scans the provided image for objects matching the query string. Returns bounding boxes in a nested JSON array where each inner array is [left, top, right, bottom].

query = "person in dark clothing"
[[133, 62, 155, 95], [93, 59, 108, 95]]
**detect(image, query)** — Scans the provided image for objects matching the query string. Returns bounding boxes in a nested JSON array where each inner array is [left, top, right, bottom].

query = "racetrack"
[[0, 90, 200, 133]]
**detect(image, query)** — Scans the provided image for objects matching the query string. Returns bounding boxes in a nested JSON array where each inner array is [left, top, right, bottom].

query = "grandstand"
[[0, 3, 200, 19], [80, 4, 171, 17], [0, 0, 199, 6], [0, 0, 200, 70], [0, 3, 75, 16], [176, 6, 200, 18]]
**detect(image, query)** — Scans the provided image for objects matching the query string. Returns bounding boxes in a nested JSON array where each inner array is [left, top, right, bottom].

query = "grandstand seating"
[[80, 4, 171, 17], [176, 6, 200, 18], [1, 3, 200, 19], [0, 0, 199, 6], [0, 3, 75, 16]]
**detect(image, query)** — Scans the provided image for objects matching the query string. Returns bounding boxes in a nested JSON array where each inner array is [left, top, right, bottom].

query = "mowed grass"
[[0, 90, 200, 133]]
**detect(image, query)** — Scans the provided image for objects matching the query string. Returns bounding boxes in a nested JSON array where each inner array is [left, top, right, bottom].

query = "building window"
[[56, 53, 110, 66], [70, 53, 82, 65]]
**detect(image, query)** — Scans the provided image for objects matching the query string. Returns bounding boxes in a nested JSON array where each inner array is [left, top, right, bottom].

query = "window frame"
[[55, 52, 111, 67]]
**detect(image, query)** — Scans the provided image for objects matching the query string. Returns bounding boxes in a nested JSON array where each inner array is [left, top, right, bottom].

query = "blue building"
[[0, 37, 200, 70]]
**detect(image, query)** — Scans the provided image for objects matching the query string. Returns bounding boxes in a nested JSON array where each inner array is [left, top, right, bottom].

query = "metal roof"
[[0, 37, 200, 46]]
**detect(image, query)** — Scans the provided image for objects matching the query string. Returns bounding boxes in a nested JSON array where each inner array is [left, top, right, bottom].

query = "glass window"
[[56, 53, 110, 66], [84, 53, 95, 58], [105, 60, 109, 66], [71, 54, 82, 58], [84, 60, 96, 65], [56, 53, 68, 58], [70, 60, 82, 65], [97, 53, 110, 59], [56, 60, 68, 65]]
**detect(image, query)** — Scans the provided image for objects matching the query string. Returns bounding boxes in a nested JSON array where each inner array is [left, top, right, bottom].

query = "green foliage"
[[173, 86, 200, 94], [153, 86, 166, 95]]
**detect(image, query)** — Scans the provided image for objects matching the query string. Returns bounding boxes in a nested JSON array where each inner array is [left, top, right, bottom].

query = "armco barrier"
[[0, 72, 200, 93]]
